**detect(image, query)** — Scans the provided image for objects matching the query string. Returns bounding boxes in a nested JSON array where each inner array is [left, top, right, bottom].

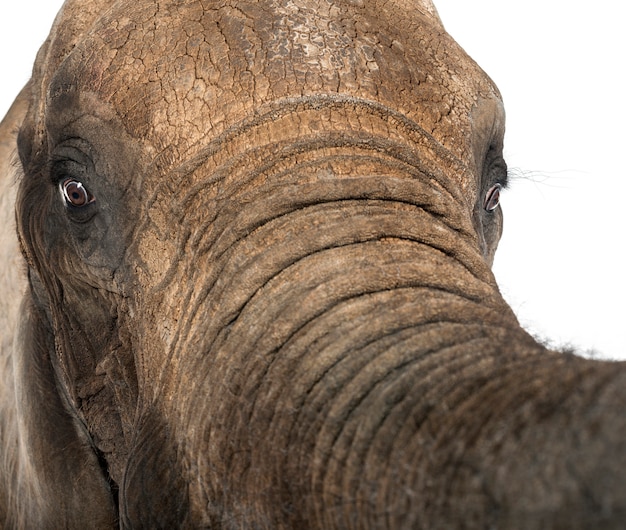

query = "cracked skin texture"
[[1, 0, 626, 528]]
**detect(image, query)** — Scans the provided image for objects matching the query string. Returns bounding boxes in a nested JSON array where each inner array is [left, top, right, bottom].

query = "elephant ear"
[[0, 85, 29, 333]]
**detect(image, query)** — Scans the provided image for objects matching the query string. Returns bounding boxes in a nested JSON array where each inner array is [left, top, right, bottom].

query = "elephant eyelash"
[[47, 140, 95, 184], [48, 157, 89, 186], [46, 156, 71, 183]]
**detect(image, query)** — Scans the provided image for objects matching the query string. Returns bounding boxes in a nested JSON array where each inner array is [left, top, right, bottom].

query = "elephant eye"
[[483, 184, 501, 212], [59, 178, 95, 208]]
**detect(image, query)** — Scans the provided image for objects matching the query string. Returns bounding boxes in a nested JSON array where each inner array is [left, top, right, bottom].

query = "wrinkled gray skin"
[[1, 0, 625, 528]]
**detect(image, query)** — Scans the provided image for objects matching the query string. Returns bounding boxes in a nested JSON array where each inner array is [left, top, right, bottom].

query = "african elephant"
[[1, 0, 625, 527]]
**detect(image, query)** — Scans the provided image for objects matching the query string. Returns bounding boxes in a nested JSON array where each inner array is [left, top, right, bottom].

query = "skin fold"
[[1, 0, 625, 527]]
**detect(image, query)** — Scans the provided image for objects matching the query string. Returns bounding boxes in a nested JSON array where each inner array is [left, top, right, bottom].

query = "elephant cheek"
[[120, 411, 190, 527], [473, 207, 503, 266], [485, 209, 504, 265]]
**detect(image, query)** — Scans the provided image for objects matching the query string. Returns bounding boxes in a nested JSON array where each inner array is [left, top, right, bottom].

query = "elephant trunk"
[[121, 98, 626, 527]]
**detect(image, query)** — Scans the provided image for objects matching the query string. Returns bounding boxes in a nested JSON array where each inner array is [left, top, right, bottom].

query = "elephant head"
[[1, 0, 625, 527]]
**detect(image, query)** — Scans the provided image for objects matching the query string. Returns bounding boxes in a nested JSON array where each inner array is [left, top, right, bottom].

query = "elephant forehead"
[[45, 0, 498, 166]]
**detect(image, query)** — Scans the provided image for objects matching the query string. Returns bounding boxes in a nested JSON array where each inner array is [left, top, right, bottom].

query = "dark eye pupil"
[[484, 184, 501, 212], [60, 179, 93, 207]]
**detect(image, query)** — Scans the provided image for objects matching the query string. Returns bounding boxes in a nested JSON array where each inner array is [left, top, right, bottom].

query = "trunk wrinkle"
[[161, 94, 468, 187], [314, 335, 508, 490], [154, 191, 500, 397]]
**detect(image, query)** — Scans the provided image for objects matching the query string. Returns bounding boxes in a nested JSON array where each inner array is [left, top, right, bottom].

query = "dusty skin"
[[1, 0, 625, 528]]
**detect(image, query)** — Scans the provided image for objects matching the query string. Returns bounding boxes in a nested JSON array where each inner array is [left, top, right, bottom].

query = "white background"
[[1, 1, 624, 360]]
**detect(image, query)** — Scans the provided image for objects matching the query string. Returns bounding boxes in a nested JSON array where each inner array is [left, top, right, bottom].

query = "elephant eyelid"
[[487, 155, 509, 189]]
